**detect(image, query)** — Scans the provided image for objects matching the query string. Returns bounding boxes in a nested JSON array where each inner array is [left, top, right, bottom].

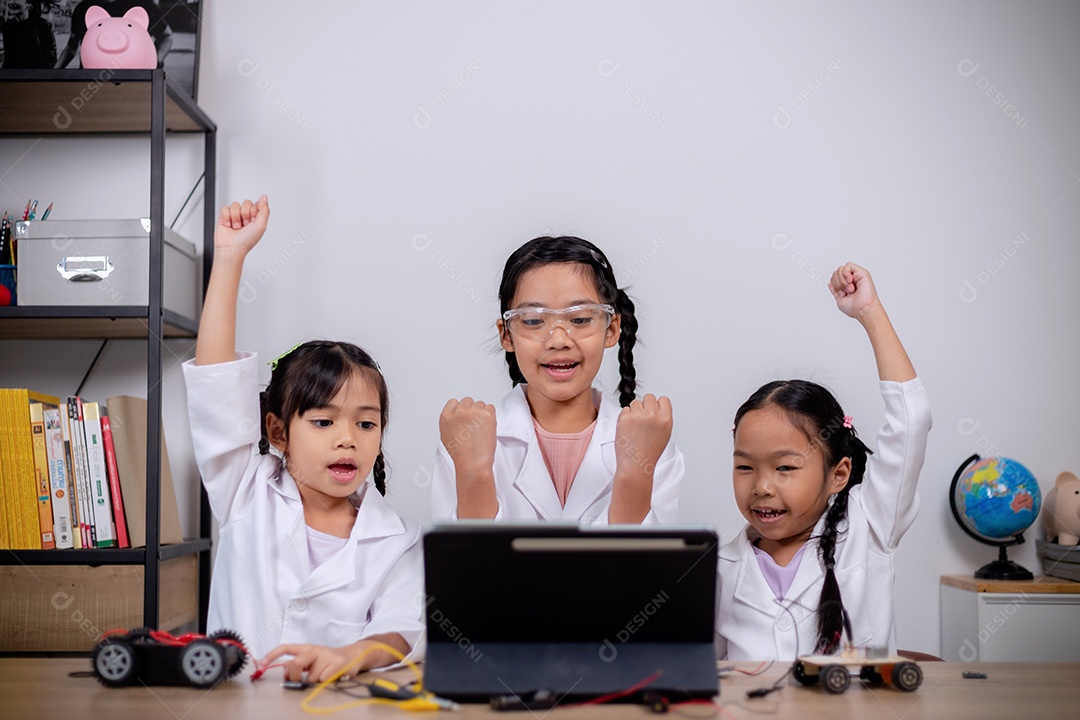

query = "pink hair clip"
[[842, 415, 853, 428]]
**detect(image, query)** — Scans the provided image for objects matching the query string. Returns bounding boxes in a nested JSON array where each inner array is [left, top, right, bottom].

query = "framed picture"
[[1, 1, 202, 99]]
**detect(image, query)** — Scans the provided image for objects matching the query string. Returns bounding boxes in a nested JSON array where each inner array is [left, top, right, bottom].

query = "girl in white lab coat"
[[183, 196, 424, 682], [432, 236, 684, 524], [715, 262, 931, 660]]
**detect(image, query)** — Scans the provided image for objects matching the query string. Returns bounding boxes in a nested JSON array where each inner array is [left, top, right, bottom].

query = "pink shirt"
[[533, 419, 596, 507]]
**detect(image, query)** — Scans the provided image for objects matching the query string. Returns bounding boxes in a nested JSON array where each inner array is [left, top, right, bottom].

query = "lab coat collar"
[[500, 385, 618, 520], [274, 462, 404, 549], [292, 480, 409, 597], [723, 515, 828, 613], [351, 481, 409, 542]]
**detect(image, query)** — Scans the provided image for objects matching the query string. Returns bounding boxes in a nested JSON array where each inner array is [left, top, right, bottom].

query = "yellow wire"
[[300, 641, 427, 715]]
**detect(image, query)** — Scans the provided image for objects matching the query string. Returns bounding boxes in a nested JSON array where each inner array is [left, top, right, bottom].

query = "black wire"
[[170, 172, 206, 230], [745, 602, 800, 699], [74, 339, 109, 397]]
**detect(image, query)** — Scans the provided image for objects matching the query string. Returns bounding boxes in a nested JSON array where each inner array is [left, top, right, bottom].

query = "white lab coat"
[[183, 353, 425, 660], [715, 378, 931, 660], [431, 385, 683, 524]]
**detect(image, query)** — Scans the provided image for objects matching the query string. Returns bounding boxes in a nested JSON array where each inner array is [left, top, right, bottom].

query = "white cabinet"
[[940, 575, 1080, 661]]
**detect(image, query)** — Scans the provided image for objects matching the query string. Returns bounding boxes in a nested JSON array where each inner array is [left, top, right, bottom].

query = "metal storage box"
[[14, 218, 199, 320]]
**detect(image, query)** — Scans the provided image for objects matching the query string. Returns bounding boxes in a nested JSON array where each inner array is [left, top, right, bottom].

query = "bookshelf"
[[0, 69, 214, 646]]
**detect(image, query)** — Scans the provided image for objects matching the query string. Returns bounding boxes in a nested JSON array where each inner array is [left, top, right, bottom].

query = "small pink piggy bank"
[[1043, 471, 1080, 546], [80, 6, 157, 70]]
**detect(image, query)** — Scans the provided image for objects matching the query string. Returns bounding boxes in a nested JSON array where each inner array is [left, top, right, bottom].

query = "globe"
[[950, 454, 1042, 580]]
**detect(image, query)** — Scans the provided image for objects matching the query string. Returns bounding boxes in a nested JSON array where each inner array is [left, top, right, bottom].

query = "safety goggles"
[[501, 304, 615, 341]]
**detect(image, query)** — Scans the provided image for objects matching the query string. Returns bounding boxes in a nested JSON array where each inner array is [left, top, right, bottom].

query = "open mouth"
[[753, 508, 787, 522], [328, 460, 358, 484], [541, 361, 579, 375]]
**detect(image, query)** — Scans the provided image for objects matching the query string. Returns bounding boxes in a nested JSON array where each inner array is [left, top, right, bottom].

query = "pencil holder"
[[0, 265, 15, 306]]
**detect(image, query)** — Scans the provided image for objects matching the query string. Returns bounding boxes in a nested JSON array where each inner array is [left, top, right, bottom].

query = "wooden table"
[[1, 658, 1077, 719]]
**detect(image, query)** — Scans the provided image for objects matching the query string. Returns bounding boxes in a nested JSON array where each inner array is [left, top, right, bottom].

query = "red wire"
[[733, 661, 769, 676], [566, 670, 664, 707]]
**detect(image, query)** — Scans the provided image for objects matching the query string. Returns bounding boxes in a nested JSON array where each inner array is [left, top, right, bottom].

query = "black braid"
[[815, 482, 853, 652], [258, 389, 270, 455], [505, 350, 527, 387], [372, 452, 387, 496], [615, 289, 638, 407], [814, 426, 871, 652]]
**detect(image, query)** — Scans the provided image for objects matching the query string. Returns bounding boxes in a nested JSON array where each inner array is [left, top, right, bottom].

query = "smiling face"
[[733, 405, 850, 561], [498, 262, 620, 413], [267, 369, 383, 513]]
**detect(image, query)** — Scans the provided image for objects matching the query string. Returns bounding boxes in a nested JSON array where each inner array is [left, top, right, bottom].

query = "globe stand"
[[974, 543, 1034, 581]]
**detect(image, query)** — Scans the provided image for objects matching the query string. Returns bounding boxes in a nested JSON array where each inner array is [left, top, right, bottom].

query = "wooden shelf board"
[[0, 70, 213, 134], [941, 573, 1080, 594]]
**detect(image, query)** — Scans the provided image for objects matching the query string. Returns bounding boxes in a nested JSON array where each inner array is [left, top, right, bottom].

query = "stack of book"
[[0, 391, 183, 550]]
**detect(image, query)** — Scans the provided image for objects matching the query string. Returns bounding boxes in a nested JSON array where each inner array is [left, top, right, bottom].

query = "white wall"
[[3, 1, 1078, 656]]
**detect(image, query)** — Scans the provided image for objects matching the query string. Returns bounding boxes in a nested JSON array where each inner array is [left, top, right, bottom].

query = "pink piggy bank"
[[80, 6, 157, 70], [1043, 471, 1080, 546]]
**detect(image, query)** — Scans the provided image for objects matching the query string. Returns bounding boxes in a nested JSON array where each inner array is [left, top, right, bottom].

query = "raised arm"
[[828, 262, 916, 383], [195, 196, 270, 366]]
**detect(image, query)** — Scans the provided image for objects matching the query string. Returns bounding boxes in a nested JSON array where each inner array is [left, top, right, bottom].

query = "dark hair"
[[733, 379, 872, 653], [498, 236, 638, 407], [259, 340, 390, 495]]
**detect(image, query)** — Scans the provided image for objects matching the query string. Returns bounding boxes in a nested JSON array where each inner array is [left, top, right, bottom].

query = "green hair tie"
[[269, 342, 304, 371]]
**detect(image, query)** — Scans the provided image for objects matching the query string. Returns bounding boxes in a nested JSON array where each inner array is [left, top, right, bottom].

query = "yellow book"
[[30, 402, 56, 550], [3, 390, 61, 549], [0, 390, 12, 549], [0, 389, 24, 549], [3, 389, 32, 550]]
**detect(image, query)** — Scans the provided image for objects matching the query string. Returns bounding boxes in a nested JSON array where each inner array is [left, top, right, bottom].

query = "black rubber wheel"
[[892, 662, 923, 692], [125, 627, 153, 643], [208, 629, 248, 678], [179, 639, 226, 688], [793, 661, 818, 686], [93, 638, 137, 687], [821, 664, 851, 694]]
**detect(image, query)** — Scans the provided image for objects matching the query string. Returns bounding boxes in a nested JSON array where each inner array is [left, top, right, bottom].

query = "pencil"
[[40, 202, 53, 221]]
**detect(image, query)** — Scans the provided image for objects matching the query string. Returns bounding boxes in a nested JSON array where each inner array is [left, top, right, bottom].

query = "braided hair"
[[733, 379, 872, 653], [498, 236, 639, 407], [259, 340, 390, 495]]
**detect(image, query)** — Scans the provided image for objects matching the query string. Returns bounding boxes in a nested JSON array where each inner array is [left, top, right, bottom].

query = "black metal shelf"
[[0, 306, 198, 338], [160, 537, 211, 560], [0, 69, 215, 639], [0, 539, 211, 567]]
